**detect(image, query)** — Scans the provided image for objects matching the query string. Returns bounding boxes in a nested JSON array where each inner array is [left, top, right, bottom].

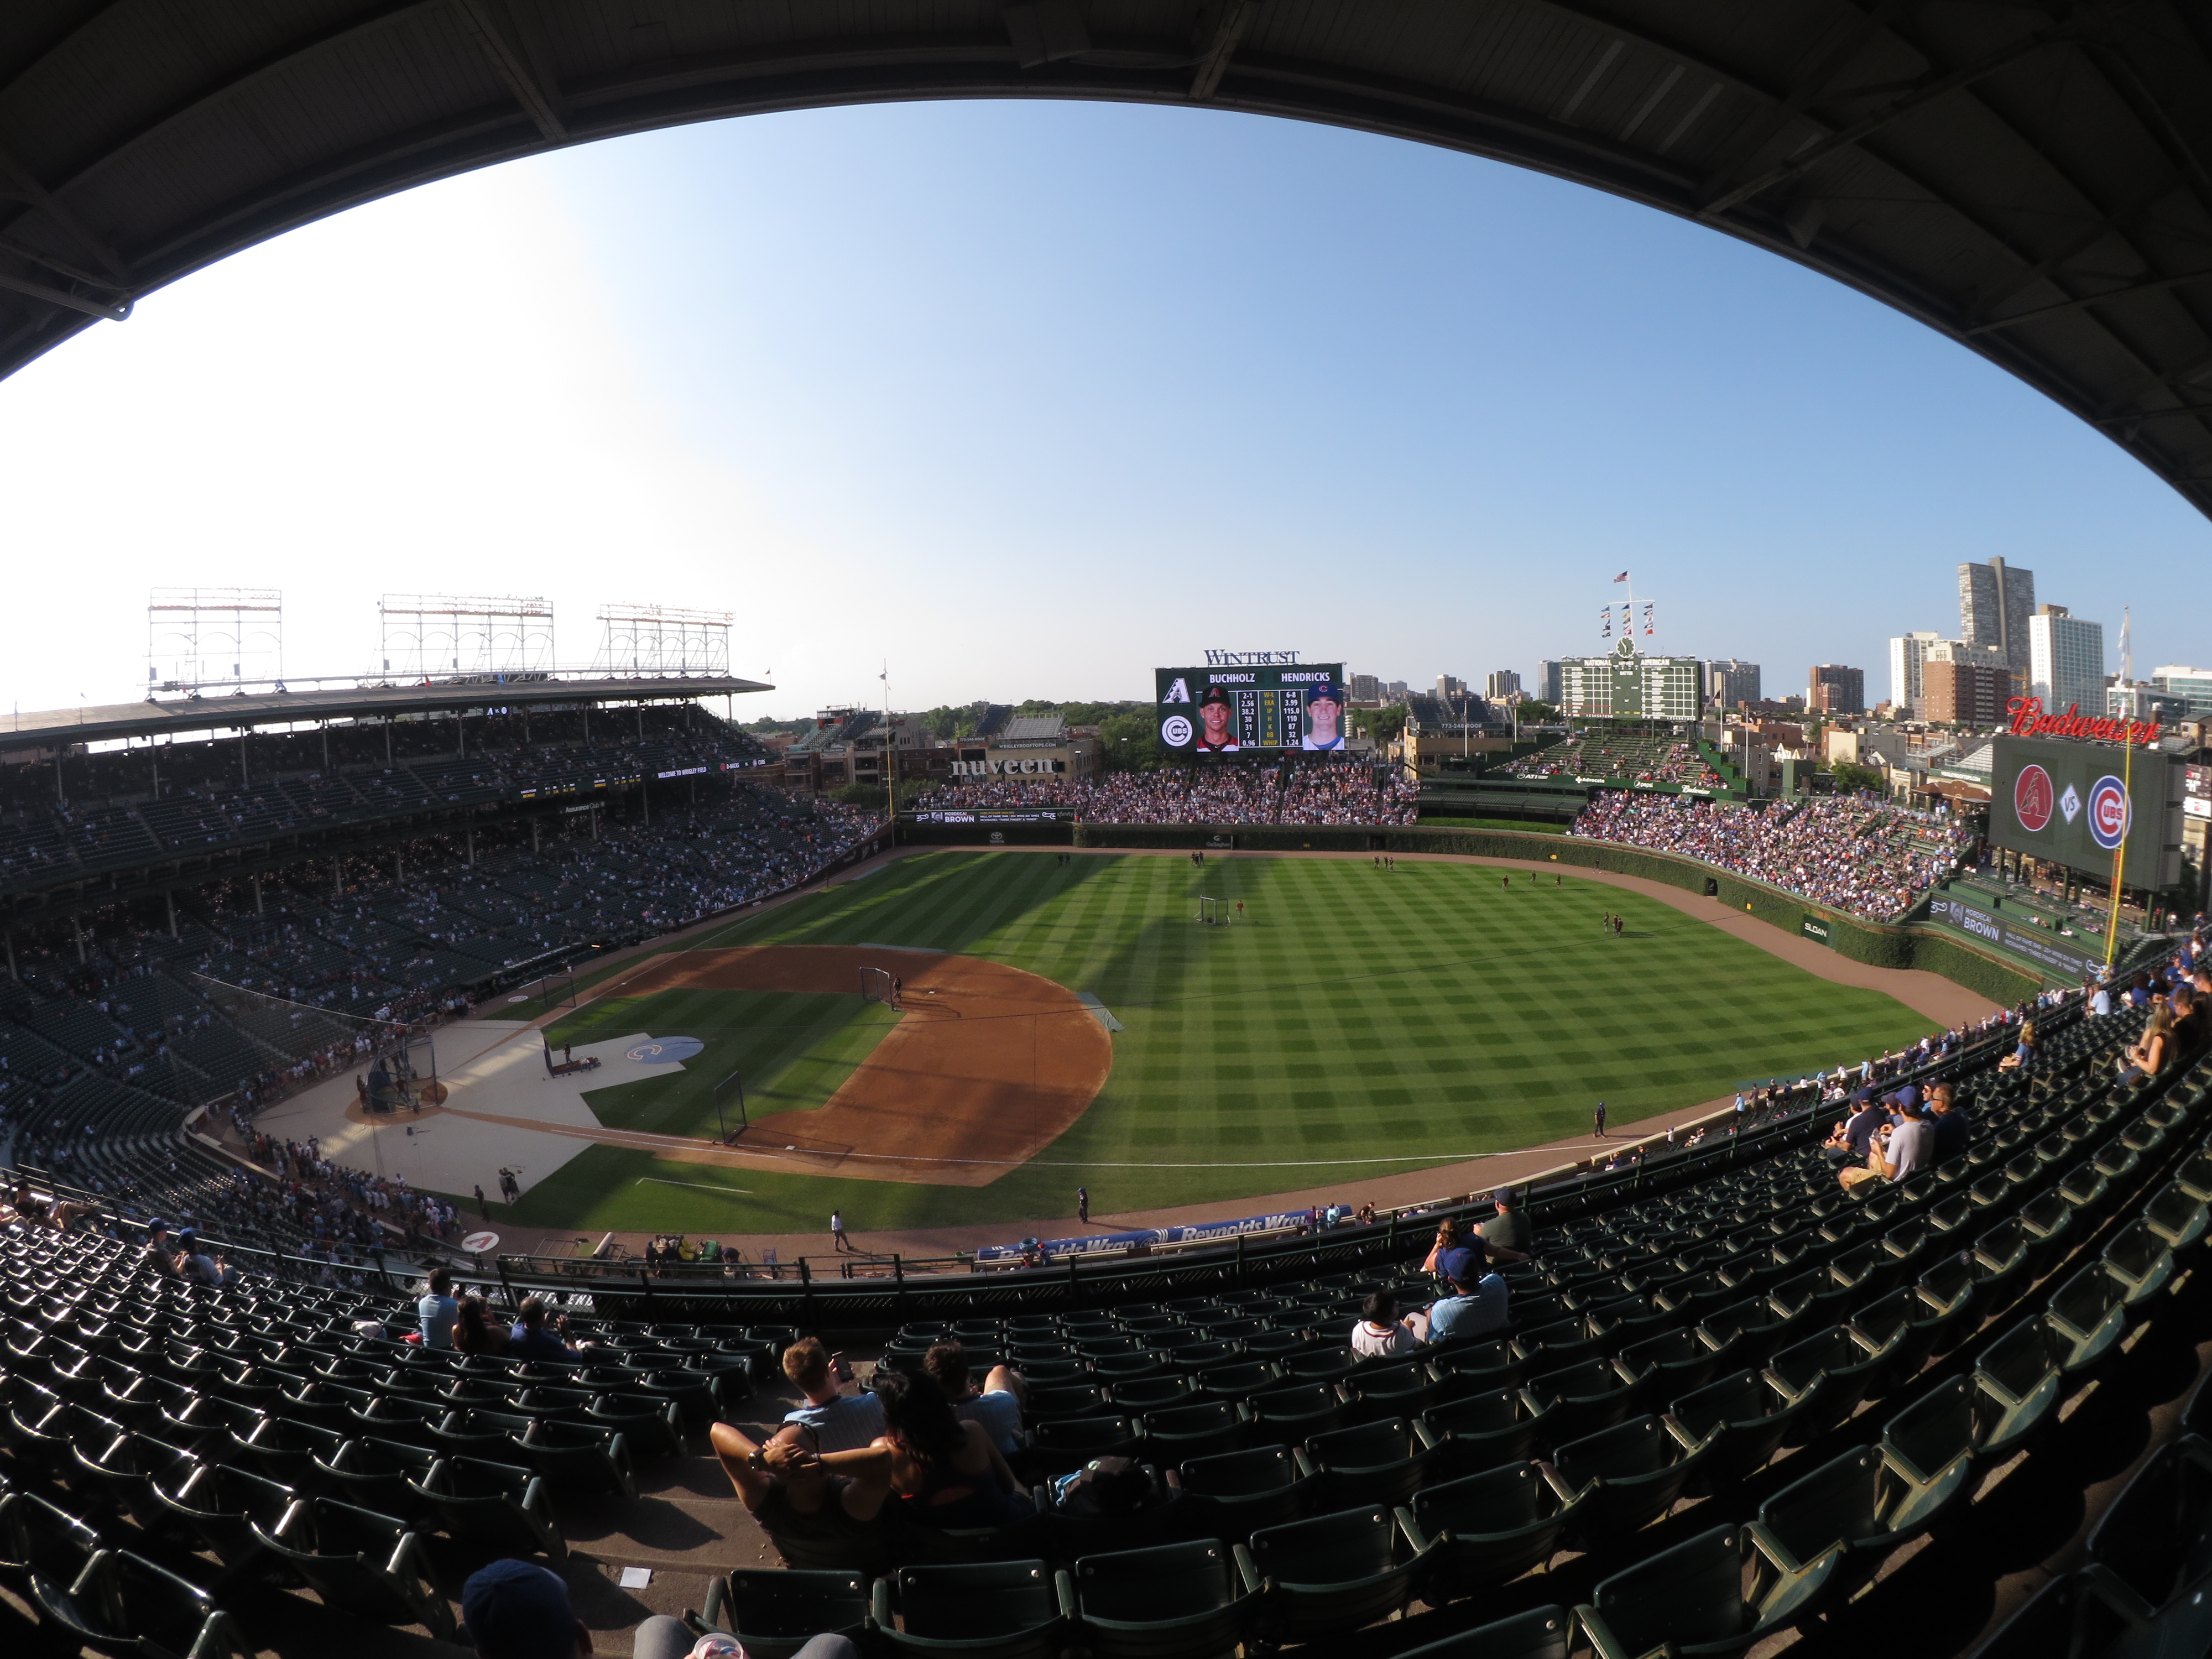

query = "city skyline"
[[1, 101, 2206, 723]]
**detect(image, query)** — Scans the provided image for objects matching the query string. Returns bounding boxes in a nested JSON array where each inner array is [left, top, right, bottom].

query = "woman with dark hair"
[[451, 1293, 509, 1356], [870, 1369, 1031, 1529]]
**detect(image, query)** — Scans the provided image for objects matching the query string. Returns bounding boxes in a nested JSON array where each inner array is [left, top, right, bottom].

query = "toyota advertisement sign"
[[1989, 735, 2184, 888]]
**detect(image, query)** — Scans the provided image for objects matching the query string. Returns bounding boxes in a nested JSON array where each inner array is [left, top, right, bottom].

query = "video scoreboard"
[[1988, 734, 2185, 889], [1155, 662, 1349, 756]]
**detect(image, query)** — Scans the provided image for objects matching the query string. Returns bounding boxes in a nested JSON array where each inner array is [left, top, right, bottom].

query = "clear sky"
[[1, 98, 2204, 723]]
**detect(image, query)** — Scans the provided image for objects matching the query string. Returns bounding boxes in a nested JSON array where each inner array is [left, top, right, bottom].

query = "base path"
[[588, 946, 1114, 1186]]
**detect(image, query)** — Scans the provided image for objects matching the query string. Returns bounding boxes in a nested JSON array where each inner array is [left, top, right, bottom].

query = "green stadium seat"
[[2100, 1218, 2176, 1309], [1614, 1326, 1721, 1408], [1138, 1401, 1249, 1466], [1344, 1359, 1439, 1422], [1548, 1413, 1705, 1540], [2044, 1265, 2130, 1375], [870, 1559, 1072, 1659], [2142, 1180, 2210, 1254], [1764, 1324, 1891, 1430], [1397, 1460, 1584, 1598], [314, 1436, 437, 1521], [1171, 1444, 1313, 1540], [253, 1496, 452, 1638], [25, 1545, 252, 1659], [516, 1418, 637, 1496], [1071, 1538, 1259, 1659], [1425, 1336, 1526, 1394], [1668, 1369, 1815, 1484], [1246, 1505, 1423, 1641], [148, 1460, 295, 1569], [1245, 1381, 1348, 1445], [1579, 1524, 1817, 1659], [701, 1569, 872, 1659], [1391, 1603, 1573, 1659], [1522, 1360, 1636, 1444], [1030, 1416, 1140, 1477], [1420, 1386, 1547, 1478], [1025, 1385, 1112, 1423], [1875, 1377, 1979, 1533], [1302, 1419, 1438, 1510], [415, 1455, 565, 1559]]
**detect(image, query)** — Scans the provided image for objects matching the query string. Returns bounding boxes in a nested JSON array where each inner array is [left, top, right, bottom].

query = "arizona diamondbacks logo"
[[1161, 677, 1191, 703]]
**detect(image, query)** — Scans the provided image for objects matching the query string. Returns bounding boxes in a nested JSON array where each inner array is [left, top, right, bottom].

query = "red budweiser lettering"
[[2006, 697, 2162, 745]]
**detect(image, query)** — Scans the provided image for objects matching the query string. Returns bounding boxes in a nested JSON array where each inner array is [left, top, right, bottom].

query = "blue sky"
[[1, 98, 2203, 720]]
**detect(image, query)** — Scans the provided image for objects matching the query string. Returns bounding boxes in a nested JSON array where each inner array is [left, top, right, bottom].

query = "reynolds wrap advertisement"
[[1926, 892, 2100, 981]]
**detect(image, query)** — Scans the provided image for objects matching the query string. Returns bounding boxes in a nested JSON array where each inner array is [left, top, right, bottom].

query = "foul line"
[[637, 1176, 756, 1194]]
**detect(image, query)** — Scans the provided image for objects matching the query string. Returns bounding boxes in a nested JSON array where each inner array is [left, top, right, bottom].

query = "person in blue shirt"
[[1422, 1237, 1528, 1344], [508, 1295, 583, 1361], [418, 1266, 459, 1350]]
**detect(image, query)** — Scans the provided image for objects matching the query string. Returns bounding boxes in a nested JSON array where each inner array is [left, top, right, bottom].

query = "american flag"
[[1612, 571, 1629, 582]]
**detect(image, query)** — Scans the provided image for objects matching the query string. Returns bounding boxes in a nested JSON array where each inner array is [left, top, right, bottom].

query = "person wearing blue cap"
[[1300, 682, 1345, 750], [1422, 1229, 1528, 1343]]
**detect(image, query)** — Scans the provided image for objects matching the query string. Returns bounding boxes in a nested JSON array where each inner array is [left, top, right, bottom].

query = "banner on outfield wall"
[[974, 1205, 1354, 1262], [1799, 916, 1833, 946], [1926, 893, 2100, 981]]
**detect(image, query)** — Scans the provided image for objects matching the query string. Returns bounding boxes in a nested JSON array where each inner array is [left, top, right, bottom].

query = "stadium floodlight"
[[147, 587, 282, 692], [594, 602, 732, 677], [379, 593, 555, 680]]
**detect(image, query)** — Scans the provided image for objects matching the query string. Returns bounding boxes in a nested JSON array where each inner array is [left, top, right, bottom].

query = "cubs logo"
[[2087, 776, 2131, 852], [1160, 714, 1193, 747]]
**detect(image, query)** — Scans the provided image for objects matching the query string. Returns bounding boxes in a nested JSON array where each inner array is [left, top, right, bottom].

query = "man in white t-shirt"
[[924, 1340, 1027, 1455]]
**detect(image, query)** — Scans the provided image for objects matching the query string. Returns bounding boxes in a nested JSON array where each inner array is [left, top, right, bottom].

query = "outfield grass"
[[507, 850, 1937, 1237]]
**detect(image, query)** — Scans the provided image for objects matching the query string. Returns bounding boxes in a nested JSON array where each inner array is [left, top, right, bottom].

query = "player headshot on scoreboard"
[[1195, 685, 1240, 751], [1301, 682, 1345, 750]]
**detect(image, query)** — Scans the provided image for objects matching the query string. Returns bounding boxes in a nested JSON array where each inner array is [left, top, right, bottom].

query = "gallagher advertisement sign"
[[1989, 734, 2184, 888]]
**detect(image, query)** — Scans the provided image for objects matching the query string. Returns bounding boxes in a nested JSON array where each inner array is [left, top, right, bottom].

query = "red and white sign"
[[2007, 697, 2162, 746], [462, 1231, 500, 1254], [2088, 776, 2132, 852], [2013, 764, 2054, 832]]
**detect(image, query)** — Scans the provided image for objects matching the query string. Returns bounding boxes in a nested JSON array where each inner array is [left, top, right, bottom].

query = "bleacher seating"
[[2, 1000, 2203, 1653]]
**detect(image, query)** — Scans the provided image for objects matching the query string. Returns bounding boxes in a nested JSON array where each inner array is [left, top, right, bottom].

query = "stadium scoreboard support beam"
[[595, 603, 733, 677], [147, 587, 281, 692]]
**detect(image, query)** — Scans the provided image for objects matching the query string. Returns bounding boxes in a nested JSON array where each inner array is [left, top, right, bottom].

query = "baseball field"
[[499, 849, 1938, 1239]]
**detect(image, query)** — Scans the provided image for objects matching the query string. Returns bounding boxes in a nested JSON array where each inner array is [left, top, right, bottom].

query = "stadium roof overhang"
[[7, 5, 2212, 517], [0, 672, 771, 753]]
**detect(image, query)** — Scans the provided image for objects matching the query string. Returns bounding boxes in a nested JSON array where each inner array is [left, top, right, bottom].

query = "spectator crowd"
[[920, 759, 1417, 826], [1570, 791, 1974, 920]]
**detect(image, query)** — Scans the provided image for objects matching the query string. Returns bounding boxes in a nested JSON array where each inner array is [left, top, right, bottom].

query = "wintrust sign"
[[2007, 697, 2162, 746]]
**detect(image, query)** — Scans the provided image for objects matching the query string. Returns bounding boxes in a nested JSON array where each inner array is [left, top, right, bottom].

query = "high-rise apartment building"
[[1536, 661, 1562, 706], [2152, 666, 2212, 718], [2028, 605, 2105, 718], [1922, 658, 2012, 727], [1485, 670, 1521, 700], [1958, 556, 2036, 682], [1888, 631, 1941, 714], [1808, 664, 1865, 715], [1707, 659, 1761, 708], [1349, 673, 1380, 703], [1436, 675, 1468, 702]]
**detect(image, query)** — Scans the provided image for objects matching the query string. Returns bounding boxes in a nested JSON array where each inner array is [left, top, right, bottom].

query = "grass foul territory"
[[507, 851, 1936, 1235]]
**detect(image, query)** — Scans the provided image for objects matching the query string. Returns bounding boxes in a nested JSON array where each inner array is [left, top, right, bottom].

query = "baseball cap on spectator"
[[461, 1559, 585, 1659], [1436, 1246, 1484, 1288]]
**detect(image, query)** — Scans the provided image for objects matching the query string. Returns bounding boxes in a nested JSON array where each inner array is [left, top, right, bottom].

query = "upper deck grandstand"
[[0, 675, 884, 1251]]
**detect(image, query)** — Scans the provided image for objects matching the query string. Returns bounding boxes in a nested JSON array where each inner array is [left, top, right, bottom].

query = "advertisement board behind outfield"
[[1926, 893, 2101, 980]]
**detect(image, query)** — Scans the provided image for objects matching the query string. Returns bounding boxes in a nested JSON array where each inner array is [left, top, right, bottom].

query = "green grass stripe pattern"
[[505, 852, 1936, 1238]]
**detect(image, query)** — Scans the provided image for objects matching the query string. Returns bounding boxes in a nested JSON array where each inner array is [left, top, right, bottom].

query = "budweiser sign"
[[2006, 697, 2162, 745]]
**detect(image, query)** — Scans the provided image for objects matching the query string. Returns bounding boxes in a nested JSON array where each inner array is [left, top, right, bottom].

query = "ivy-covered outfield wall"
[[1051, 820, 2047, 1006]]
